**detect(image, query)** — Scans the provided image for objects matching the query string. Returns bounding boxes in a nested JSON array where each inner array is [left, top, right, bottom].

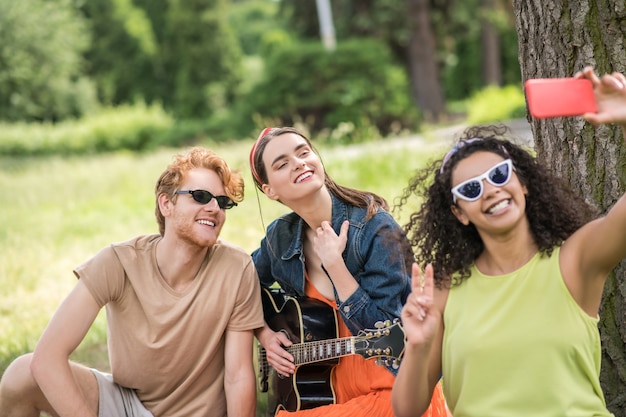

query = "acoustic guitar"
[[257, 287, 405, 416]]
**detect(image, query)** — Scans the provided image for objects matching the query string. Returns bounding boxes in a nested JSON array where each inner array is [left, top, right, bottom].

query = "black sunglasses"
[[175, 190, 237, 210]]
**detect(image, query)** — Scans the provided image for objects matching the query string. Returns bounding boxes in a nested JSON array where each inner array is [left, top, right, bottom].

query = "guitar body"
[[260, 288, 340, 416], [257, 288, 406, 417]]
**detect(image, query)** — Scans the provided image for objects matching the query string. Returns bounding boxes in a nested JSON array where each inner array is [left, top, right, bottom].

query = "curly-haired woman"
[[392, 67, 626, 417]]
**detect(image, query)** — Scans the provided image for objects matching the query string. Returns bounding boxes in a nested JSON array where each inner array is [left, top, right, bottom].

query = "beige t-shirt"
[[75, 234, 264, 417]]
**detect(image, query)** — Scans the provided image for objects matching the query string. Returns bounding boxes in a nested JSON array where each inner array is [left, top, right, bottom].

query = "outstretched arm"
[[392, 264, 444, 417], [562, 68, 626, 314]]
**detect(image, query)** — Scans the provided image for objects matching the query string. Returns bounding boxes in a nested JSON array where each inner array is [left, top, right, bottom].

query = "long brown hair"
[[249, 127, 387, 218]]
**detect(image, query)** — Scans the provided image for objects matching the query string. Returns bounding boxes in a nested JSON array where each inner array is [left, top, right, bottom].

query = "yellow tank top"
[[442, 247, 613, 417]]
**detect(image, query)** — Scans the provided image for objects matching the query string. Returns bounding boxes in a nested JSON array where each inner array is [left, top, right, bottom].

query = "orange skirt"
[[275, 381, 447, 417]]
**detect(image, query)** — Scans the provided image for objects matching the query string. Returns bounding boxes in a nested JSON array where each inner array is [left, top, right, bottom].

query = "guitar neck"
[[286, 336, 355, 365], [257, 321, 404, 393]]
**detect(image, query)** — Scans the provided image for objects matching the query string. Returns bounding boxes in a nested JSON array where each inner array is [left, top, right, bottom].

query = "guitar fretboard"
[[257, 322, 404, 393], [287, 337, 354, 365]]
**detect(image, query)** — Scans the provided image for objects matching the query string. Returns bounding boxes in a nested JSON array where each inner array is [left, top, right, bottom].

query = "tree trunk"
[[480, 0, 502, 86], [406, 0, 445, 122], [513, 1, 626, 415]]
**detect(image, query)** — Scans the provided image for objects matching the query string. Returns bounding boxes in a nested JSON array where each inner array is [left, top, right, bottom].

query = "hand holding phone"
[[524, 78, 597, 119]]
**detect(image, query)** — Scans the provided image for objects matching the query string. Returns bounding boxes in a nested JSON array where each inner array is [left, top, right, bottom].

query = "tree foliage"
[[80, 0, 158, 105], [80, 0, 243, 119], [0, 0, 524, 136], [229, 0, 281, 55], [0, 0, 97, 121], [244, 39, 419, 138], [277, 0, 520, 103], [164, 0, 243, 118]]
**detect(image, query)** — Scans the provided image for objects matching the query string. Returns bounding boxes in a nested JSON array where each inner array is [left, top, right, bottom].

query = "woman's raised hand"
[[313, 220, 349, 268], [577, 67, 626, 126], [401, 263, 440, 348]]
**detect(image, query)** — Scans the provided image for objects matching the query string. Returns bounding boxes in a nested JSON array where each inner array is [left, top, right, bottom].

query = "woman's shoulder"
[[264, 212, 303, 242], [361, 207, 403, 231], [267, 211, 301, 230]]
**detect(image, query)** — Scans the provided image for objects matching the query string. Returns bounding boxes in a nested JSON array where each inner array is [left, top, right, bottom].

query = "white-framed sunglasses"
[[451, 159, 514, 203]]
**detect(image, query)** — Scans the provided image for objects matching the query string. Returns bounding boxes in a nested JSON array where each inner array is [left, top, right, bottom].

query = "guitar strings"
[[287, 337, 354, 365]]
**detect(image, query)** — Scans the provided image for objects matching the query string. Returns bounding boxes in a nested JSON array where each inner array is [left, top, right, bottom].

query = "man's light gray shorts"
[[91, 369, 154, 417]]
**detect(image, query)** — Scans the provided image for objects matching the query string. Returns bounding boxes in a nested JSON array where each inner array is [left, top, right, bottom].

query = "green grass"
[[0, 136, 446, 414]]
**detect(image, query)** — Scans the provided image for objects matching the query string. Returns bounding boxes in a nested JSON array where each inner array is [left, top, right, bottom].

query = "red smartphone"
[[524, 78, 597, 119]]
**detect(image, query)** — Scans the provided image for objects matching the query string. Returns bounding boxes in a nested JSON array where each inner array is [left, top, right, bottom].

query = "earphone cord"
[[253, 183, 279, 262]]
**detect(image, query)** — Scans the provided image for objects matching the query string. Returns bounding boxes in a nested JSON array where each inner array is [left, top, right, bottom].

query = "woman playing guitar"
[[250, 127, 448, 417]]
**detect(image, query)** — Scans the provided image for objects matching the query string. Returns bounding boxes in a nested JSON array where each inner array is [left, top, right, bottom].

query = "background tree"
[[0, 0, 97, 121], [228, 0, 282, 56], [480, 0, 502, 86], [514, 1, 626, 415], [80, 0, 159, 105], [0, 0, 524, 139], [163, 0, 243, 119], [80, 0, 243, 119], [437, 0, 519, 101], [278, 0, 446, 120], [277, 0, 519, 122], [407, 0, 445, 121]]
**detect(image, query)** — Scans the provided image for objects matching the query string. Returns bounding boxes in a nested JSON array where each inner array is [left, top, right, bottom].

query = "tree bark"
[[513, 1, 626, 415], [406, 0, 445, 122]]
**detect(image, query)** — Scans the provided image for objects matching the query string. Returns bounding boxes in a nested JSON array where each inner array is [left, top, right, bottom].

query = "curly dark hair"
[[394, 124, 598, 288]]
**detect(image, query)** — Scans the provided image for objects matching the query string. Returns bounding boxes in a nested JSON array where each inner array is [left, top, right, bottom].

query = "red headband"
[[249, 127, 274, 185]]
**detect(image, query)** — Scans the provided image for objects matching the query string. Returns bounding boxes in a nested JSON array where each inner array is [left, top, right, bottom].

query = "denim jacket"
[[252, 193, 412, 336]]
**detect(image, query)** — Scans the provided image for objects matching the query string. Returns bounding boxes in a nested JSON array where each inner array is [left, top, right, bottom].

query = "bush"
[[465, 84, 526, 125], [155, 116, 247, 147], [0, 103, 174, 156], [240, 38, 420, 142]]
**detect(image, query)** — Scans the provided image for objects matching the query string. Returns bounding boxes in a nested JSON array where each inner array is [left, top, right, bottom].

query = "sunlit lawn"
[[0, 131, 451, 414]]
